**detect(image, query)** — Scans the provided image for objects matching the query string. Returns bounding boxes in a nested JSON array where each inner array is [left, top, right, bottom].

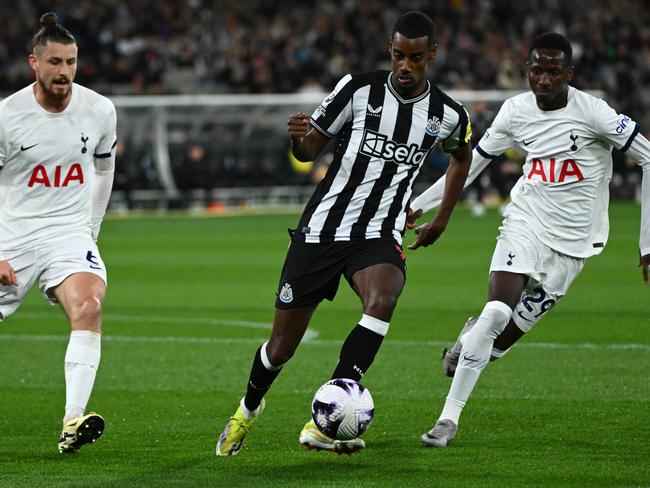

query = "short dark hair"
[[391, 11, 435, 46], [29, 12, 76, 52], [528, 32, 572, 64]]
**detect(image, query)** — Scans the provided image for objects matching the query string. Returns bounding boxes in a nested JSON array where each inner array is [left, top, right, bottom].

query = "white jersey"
[[411, 87, 650, 258], [477, 87, 641, 258], [0, 83, 116, 254]]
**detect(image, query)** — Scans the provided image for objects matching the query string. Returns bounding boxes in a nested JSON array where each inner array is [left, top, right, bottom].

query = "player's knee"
[[474, 301, 513, 340], [68, 295, 103, 328], [363, 293, 398, 321], [511, 312, 535, 333], [264, 340, 295, 367]]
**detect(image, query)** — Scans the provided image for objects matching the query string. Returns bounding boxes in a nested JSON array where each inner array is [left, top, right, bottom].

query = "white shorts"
[[490, 219, 585, 332], [0, 236, 107, 321]]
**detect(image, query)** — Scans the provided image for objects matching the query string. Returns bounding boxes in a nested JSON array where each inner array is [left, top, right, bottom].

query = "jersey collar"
[[533, 86, 576, 114], [30, 82, 79, 116], [387, 72, 431, 104]]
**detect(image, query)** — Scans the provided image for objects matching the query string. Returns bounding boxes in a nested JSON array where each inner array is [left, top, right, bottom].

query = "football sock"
[[63, 330, 101, 425], [490, 347, 508, 359], [440, 301, 512, 424], [331, 314, 388, 382], [459, 316, 502, 360], [243, 341, 282, 414]]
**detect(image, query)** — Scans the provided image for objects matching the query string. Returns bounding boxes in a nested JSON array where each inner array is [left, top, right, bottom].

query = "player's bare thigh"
[[51, 272, 106, 332], [267, 305, 318, 365], [487, 270, 527, 310], [351, 263, 404, 322]]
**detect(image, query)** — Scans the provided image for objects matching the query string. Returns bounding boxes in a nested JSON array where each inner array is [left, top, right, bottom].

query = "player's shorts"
[[490, 219, 585, 333], [0, 236, 107, 321], [275, 238, 406, 309]]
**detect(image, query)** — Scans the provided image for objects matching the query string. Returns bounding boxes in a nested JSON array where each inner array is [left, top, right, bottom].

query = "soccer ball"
[[311, 378, 374, 440]]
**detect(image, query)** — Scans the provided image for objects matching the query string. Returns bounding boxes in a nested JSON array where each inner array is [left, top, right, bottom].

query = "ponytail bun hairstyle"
[[29, 12, 76, 52]]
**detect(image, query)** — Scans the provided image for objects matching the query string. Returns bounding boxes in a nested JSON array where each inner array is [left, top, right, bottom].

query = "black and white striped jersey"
[[294, 70, 471, 244]]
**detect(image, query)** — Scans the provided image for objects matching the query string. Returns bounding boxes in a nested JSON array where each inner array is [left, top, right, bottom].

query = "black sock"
[[243, 345, 282, 411], [332, 324, 384, 382]]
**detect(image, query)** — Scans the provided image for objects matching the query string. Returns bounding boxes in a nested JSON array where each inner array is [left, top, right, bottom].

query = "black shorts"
[[274, 238, 407, 309]]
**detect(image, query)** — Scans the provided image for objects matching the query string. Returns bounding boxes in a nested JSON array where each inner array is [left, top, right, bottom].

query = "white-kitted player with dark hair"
[[408, 32, 650, 448], [0, 12, 116, 453]]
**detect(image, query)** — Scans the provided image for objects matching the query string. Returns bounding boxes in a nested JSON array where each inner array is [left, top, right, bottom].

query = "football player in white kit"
[[407, 32, 650, 447], [0, 13, 116, 453]]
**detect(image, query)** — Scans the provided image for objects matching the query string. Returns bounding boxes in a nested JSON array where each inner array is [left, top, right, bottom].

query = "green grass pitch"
[[0, 202, 648, 487]]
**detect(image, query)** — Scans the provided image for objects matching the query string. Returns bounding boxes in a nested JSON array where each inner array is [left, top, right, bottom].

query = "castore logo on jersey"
[[366, 104, 383, 117]]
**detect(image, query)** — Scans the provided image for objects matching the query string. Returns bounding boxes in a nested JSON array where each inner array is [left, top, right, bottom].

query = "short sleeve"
[[310, 74, 354, 138], [442, 105, 472, 153], [94, 102, 117, 159], [475, 100, 514, 158], [592, 98, 640, 152], [0, 116, 6, 169]]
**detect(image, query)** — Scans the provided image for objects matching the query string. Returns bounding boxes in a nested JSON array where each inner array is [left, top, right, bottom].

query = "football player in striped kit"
[[0, 13, 116, 453], [217, 11, 473, 456], [409, 32, 650, 447]]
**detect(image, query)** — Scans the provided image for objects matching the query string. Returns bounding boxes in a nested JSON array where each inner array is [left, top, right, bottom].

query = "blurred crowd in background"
[[1, 0, 647, 208]]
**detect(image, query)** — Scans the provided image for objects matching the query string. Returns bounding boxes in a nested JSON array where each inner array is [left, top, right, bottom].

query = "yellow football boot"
[[58, 412, 105, 453], [216, 399, 265, 456]]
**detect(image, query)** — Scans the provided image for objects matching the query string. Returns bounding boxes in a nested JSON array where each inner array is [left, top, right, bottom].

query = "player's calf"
[[442, 316, 507, 377], [442, 316, 477, 377]]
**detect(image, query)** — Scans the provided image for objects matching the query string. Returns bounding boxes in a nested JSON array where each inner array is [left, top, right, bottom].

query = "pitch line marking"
[[0, 333, 648, 350], [5, 311, 649, 350], [16, 311, 319, 341]]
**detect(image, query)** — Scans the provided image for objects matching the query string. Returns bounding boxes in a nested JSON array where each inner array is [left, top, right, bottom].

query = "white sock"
[[490, 347, 509, 359], [63, 330, 101, 425], [240, 397, 262, 419], [439, 301, 513, 425]]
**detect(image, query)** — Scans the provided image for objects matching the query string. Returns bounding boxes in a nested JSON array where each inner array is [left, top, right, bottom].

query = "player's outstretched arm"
[[641, 151, 650, 284], [288, 112, 330, 162], [624, 132, 650, 283], [639, 253, 649, 284], [639, 155, 649, 284], [409, 147, 493, 216], [0, 260, 17, 286], [408, 143, 472, 250]]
